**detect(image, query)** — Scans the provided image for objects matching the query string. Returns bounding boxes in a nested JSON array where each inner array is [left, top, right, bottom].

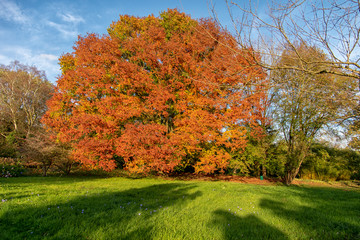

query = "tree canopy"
[[0, 61, 53, 138], [219, 0, 360, 80], [43, 9, 268, 173], [271, 42, 356, 184]]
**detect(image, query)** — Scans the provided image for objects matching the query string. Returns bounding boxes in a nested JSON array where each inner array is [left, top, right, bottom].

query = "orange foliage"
[[43, 9, 268, 174]]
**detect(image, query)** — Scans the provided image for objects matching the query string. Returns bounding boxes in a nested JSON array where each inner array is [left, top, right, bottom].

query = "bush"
[[0, 158, 25, 177], [24, 133, 75, 176], [300, 143, 360, 181], [0, 132, 19, 158]]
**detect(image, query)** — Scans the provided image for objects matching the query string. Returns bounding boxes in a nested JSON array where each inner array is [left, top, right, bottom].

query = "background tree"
[[271, 43, 355, 184], [301, 142, 360, 180], [0, 61, 53, 159], [0, 61, 53, 137], [217, 0, 360, 79], [229, 128, 286, 177], [43, 9, 268, 174], [209, 0, 359, 183], [24, 131, 72, 176]]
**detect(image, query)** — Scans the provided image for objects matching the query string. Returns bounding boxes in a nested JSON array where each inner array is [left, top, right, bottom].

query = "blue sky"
[[0, 0, 236, 83]]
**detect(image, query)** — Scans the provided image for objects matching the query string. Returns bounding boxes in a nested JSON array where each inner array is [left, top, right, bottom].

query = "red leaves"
[[115, 123, 181, 173], [43, 9, 268, 174]]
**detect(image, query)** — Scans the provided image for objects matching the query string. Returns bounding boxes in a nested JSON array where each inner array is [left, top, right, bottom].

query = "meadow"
[[0, 176, 359, 240]]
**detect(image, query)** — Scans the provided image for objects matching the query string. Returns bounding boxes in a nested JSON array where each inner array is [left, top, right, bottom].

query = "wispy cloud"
[[0, 45, 60, 81], [28, 52, 60, 81], [36, 53, 60, 79], [59, 13, 85, 24], [46, 20, 79, 39], [0, 0, 29, 23], [45, 11, 85, 40], [39, 54, 58, 62], [0, 54, 12, 63], [0, 1, 88, 81]]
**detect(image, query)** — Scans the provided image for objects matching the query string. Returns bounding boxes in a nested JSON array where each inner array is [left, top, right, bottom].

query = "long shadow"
[[211, 210, 289, 240], [0, 176, 108, 202], [0, 175, 107, 185], [259, 186, 360, 240], [0, 183, 201, 239]]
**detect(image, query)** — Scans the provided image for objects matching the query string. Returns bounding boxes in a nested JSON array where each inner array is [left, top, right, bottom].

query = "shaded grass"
[[0, 176, 359, 239]]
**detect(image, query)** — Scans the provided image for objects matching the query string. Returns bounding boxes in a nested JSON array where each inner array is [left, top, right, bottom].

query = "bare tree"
[[271, 42, 355, 184], [213, 0, 359, 79], [206, 0, 360, 183], [0, 61, 53, 137], [24, 131, 73, 176]]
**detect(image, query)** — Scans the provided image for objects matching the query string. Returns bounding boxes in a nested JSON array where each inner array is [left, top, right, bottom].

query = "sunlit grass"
[[0, 176, 359, 239]]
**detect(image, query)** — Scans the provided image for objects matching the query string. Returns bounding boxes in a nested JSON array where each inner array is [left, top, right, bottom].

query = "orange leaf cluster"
[[43, 9, 268, 174]]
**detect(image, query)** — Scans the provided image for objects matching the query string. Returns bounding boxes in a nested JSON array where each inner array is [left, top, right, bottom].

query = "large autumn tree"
[[43, 9, 267, 174]]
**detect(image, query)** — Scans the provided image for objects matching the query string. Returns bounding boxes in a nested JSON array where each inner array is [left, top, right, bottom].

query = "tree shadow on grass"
[[211, 210, 289, 240], [0, 175, 106, 186], [0, 176, 109, 202], [0, 183, 202, 239], [259, 187, 360, 240]]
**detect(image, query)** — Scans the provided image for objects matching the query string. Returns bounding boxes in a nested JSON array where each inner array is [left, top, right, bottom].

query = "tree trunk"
[[262, 165, 266, 177], [13, 118, 18, 132], [284, 170, 296, 185], [42, 166, 47, 176], [283, 157, 304, 185]]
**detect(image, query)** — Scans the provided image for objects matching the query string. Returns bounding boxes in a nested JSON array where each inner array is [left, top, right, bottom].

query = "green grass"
[[0, 176, 359, 240]]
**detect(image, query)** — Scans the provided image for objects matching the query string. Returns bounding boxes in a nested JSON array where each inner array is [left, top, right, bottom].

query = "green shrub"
[[0, 158, 26, 177], [0, 163, 25, 177], [300, 143, 360, 181]]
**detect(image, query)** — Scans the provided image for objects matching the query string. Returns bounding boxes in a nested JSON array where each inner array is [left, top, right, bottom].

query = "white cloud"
[[39, 53, 58, 62], [31, 53, 61, 82], [46, 20, 78, 39], [0, 45, 60, 82], [0, 54, 12, 64], [35, 53, 60, 81], [46, 12, 85, 40], [59, 13, 85, 24], [0, 0, 29, 23]]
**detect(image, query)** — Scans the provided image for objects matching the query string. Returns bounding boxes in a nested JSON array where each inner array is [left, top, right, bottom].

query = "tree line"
[[0, 61, 73, 176], [1, 3, 359, 184]]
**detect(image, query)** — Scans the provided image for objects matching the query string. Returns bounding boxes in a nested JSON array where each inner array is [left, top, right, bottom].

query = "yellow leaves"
[[159, 9, 197, 39], [108, 14, 160, 41], [59, 53, 75, 74], [195, 147, 231, 174], [221, 126, 247, 148]]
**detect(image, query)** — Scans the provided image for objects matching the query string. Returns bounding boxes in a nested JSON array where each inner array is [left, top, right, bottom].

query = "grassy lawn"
[[0, 176, 359, 240]]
